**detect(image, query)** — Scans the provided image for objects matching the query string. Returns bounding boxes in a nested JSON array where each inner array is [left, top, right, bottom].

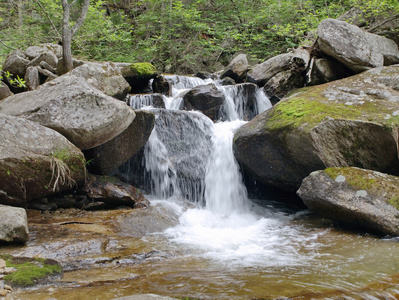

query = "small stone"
[[4, 285, 12, 292], [0, 289, 7, 297]]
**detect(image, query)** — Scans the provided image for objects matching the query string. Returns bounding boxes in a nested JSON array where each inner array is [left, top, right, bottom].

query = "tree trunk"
[[61, 0, 90, 74]]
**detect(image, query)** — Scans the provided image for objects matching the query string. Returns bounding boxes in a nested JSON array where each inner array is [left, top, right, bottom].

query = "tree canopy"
[[0, 0, 398, 74]]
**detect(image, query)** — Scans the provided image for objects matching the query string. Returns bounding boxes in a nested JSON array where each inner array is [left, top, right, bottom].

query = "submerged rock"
[[234, 65, 399, 192], [297, 167, 399, 236]]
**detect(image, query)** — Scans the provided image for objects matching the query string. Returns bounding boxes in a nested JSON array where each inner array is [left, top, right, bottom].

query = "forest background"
[[0, 0, 398, 74]]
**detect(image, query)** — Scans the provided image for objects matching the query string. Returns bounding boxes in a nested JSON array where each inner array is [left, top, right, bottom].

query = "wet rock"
[[116, 62, 157, 94], [0, 205, 29, 243], [182, 83, 225, 120], [84, 110, 155, 175], [84, 174, 149, 209], [0, 113, 86, 206], [0, 74, 135, 150], [152, 75, 172, 97], [297, 167, 399, 236]]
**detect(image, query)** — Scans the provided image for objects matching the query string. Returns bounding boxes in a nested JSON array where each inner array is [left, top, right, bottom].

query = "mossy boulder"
[[116, 62, 158, 93], [0, 254, 62, 287], [297, 167, 399, 236], [233, 65, 399, 192]]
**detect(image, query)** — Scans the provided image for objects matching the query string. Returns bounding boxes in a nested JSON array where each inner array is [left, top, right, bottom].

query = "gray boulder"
[[182, 83, 225, 121], [25, 43, 63, 59], [307, 58, 351, 86], [84, 110, 155, 175], [2, 49, 30, 78], [233, 65, 399, 192], [0, 205, 29, 243], [69, 62, 131, 100], [317, 18, 399, 73], [220, 53, 249, 83], [246, 53, 293, 86], [297, 167, 399, 236], [28, 51, 58, 70], [0, 113, 86, 207], [0, 83, 13, 100], [0, 75, 135, 150], [25, 66, 40, 90]]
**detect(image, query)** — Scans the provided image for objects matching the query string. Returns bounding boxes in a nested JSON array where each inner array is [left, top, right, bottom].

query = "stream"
[[5, 76, 399, 299]]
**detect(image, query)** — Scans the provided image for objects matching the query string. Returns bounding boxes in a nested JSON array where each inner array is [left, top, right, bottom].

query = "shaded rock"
[[182, 83, 225, 120], [84, 174, 149, 209], [39, 68, 58, 83], [263, 70, 305, 105], [28, 51, 58, 70], [116, 62, 157, 93], [24, 66, 40, 90], [127, 94, 165, 109], [219, 76, 235, 86], [297, 167, 399, 236], [69, 62, 131, 100], [290, 47, 311, 72], [220, 53, 249, 83], [40, 61, 57, 74], [0, 83, 13, 100], [84, 110, 155, 175], [0, 205, 29, 243], [152, 75, 171, 97], [0, 75, 135, 150], [246, 53, 293, 87], [307, 58, 352, 86], [0, 113, 86, 206], [317, 18, 399, 73], [2, 49, 30, 79], [233, 65, 399, 192], [194, 71, 214, 80], [25, 43, 63, 59]]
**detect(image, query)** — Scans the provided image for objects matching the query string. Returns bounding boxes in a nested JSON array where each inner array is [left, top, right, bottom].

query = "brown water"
[[3, 199, 399, 300]]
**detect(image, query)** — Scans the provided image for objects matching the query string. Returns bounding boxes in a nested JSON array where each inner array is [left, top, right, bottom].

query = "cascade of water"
[[205, 120, 249, 214], [128, 94, 156, 109], [164, 75, 210, 96]]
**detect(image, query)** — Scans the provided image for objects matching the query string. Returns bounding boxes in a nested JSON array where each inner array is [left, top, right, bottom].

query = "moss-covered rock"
[[0, 254, 62, 287], [233, 65, 399, 192], [297, 167, 399, 236], [117, 62, 158, 93]]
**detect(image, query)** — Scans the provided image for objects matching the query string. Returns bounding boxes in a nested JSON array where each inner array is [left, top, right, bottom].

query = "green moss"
[[129, 62, 157, 77], [265, 81, 399, 133], [0, 254, 62, 287], [324, 167, 399, 209]]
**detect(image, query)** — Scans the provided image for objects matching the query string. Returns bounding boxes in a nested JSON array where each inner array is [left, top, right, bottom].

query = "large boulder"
[[69, 62, 131, 100], [246, 53, 293, 87], [297, 167, 399, 236], [84, 110, 155, 175], [307, 58, 352, 86], [233, 65, 399, 192], [317, 18, 399, 73], [220, 54, 249, 83], [0, 205, 29, 243], [0, 75, 135, 150], [0, 113, 86, 207], [182, 83, 225, 121]]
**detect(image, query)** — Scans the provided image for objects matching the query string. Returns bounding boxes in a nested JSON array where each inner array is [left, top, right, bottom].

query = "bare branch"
[[71, 0, 90, 36], [0, 39, 16, 50]]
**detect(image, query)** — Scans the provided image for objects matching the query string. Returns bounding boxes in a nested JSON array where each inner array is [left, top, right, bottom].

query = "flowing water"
[[10, 76, 399, 299]]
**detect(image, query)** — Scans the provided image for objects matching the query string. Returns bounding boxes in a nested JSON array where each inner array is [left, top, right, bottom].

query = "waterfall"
[[129, 94, 156, 109]]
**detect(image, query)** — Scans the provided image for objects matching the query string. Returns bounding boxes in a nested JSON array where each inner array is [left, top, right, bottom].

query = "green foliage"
[[0, 254, 62, 287], [0, 0, 398, 73]]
